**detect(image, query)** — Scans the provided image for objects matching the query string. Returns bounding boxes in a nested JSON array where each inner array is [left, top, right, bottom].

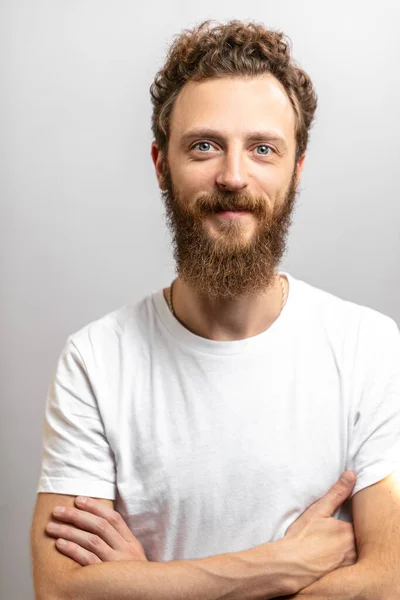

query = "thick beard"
[[161, 165, 300, 300]]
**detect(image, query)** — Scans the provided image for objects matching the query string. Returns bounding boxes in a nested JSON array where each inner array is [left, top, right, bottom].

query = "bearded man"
[[31, 19, 400, 600]]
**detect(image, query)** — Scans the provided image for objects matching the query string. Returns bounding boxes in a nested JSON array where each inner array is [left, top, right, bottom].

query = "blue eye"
[[256, 145, 272, 155], [194, 142, 212, 152], [191, 142, 274, 156]]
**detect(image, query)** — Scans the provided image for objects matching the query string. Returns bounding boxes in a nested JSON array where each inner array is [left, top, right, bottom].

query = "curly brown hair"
[[150, 19, 318, 166]]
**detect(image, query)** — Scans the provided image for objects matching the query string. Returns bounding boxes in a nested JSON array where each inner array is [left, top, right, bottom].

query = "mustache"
[[195, 192, 264, 215]]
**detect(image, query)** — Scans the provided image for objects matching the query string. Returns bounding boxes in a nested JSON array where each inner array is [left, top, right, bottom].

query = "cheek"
[[262, 164, 292, 193], [255, 173, 281, 199], [177, 163, 215, 194]]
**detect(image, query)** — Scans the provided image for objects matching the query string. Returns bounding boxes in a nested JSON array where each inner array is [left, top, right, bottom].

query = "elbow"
[[33, 586, 65, 600], [33, 575, 76, 600], [33, 584, 65, 599], [33, 588, 61, 600]]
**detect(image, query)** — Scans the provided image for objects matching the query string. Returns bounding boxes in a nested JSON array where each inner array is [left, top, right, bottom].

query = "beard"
[[161, 162, 300, 300]]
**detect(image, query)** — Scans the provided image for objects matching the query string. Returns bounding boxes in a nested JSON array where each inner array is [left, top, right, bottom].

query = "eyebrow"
[[180, 128, 288, 152]]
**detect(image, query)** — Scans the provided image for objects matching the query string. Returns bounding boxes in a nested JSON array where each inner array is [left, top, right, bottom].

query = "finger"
[[52, 506, 122, 551], [304, 471, 356, 519], [46, 522, 114, 562], [55, 538, 102, 566], [74, 497, 136, 543], [290, 471, 356, 532]]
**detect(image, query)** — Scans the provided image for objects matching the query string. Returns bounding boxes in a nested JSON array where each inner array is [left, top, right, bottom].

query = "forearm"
[[290, 559, 397, 599], [58, 543, 296, 600]]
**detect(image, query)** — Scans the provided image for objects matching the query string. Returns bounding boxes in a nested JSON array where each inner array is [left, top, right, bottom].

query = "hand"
[[283, 471, 357, 589], [250, 471, 357, 597], [45, 496, 148, 566]]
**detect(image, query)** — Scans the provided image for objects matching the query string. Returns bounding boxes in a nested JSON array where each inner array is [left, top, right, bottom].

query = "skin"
[[151, 74, 306, 341], [44, 475, 400, 598], [43, 472, 359, 597]]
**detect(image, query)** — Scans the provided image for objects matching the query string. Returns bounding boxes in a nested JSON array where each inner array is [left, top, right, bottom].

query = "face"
[[152, 74, 305, 299]]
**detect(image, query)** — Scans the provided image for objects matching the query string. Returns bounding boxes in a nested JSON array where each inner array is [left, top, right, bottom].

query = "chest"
[[111, 348, 351, 558]]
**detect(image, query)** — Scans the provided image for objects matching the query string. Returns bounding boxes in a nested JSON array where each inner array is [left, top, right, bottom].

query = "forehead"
[[169, 74, 296, 142]]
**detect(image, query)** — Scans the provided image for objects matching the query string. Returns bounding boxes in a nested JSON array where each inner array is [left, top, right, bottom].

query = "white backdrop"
[[1, 1, 399, 597]]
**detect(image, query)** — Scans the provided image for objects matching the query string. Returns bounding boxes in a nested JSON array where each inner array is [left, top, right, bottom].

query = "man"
[[30, 19, 400, 599]]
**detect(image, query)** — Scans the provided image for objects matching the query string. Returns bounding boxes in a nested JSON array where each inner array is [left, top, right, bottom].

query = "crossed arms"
[[31, 471, 400, 600], [286, 472, 400, 599]]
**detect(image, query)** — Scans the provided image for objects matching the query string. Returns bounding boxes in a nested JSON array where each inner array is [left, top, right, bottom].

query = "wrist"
[[232, 539, 300, 598]]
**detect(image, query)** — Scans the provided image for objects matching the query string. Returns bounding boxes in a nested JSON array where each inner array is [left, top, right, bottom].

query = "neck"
[[163, 273, 287, 342]]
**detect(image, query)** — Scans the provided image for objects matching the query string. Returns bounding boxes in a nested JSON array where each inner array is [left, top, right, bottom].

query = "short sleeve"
[[348, 316, 400, 497], [36, 335, 116, 499]]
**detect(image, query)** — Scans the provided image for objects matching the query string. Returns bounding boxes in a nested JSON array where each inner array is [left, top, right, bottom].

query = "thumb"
[[304, 471, 356, 520]]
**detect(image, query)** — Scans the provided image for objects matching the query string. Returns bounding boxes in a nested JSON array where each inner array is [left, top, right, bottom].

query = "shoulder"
[[293, 274, 398, 334], [289, 274, 399, 365], [62, 291, 157, 370]]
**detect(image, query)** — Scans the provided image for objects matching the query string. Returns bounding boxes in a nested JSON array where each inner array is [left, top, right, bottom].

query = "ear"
[[295, 153, 306, 183], [151, 142, 166, 190]]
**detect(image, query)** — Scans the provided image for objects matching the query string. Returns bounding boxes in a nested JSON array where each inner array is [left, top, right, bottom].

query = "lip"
[[215, 211, 250, 219]]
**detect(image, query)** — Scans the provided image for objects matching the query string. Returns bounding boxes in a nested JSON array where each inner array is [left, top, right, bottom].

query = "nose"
[[215, 148, 249, 192]]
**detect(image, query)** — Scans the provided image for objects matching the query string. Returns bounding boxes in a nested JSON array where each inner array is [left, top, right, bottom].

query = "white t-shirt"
[[36, 271, 400, 561]]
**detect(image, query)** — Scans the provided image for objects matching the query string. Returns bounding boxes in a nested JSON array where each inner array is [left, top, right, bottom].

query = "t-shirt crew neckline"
[[152, 271, 296, 356]]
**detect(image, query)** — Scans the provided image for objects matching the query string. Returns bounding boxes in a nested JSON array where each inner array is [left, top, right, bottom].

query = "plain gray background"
[[1, 1, 399, 597]]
